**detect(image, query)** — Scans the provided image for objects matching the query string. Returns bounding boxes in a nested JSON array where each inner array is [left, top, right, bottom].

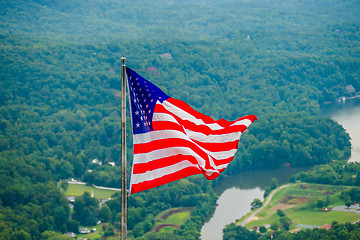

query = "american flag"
[[126, 67, 257, 194]]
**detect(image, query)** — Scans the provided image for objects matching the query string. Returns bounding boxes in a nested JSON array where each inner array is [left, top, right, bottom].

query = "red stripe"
[[166, 98, 257, 127], [152, 120, 184, 132], [130, 166, 203, 194], [134, 135, 238, 154], [166, 98, 228, 126], [134, 138, 210, 160], [212, 156, 234, 166], [191, 139, 239, 152], [154, 105, 251, 135]]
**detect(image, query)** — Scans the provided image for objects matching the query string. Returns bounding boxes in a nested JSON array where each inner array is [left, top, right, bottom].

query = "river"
[[200, 98, 360, 240], [200, 167, 310, 240], [320, 98, 360, 163]]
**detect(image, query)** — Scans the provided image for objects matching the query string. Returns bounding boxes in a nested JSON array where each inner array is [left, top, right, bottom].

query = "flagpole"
[[121, 57, 127, 240]]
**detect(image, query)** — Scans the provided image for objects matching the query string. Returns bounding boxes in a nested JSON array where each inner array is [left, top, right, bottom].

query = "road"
[[239, 183, 292, 226]]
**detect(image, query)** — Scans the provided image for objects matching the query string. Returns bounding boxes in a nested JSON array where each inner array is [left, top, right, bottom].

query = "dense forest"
[[223, 221, 360, 240], [1, 0, 360, 239]]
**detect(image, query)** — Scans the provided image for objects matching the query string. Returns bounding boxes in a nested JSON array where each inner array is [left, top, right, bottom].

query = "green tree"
[[72, 192, 99, 225], [277, 209, 285, 217], [271, 177, 279, 190], [259, 226, 267, 233], [279, 216, 292, 230], [316, 199, 325, 209], [270, 222, 279, 231], [66, 219, 79, 233], [98, 204, 111, 222], [251, 199, 263, 209]]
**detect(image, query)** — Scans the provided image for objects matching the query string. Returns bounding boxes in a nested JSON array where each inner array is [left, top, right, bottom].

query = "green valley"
[[1, 0, 360, 239]]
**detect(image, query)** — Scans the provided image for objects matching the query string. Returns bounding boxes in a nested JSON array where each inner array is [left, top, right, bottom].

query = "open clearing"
[[64, 183, 118, 199], [153, 207, 193, 233], [245, 183, 360, 229]]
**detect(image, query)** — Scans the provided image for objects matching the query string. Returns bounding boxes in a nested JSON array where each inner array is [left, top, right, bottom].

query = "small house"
[[66, 232, 76, 237], [79, 228, 90, 234]]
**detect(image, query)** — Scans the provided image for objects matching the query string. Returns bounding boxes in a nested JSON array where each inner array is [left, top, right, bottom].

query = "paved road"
[[332, 205, 360, 214], [239, 183, 292, 226]]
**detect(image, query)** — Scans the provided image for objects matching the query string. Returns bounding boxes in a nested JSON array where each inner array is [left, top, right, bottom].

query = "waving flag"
[[126, 67, 257, 194]]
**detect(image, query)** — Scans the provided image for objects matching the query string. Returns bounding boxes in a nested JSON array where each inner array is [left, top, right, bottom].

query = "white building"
[[79, 228, 90, 234]]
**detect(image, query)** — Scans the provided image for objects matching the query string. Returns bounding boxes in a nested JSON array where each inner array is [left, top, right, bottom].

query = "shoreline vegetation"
[[322, 94, 360, 105], [239, 183, 292, 227], [239, 182, 360, 231]]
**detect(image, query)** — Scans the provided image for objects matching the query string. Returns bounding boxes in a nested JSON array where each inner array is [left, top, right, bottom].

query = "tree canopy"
[[1, 0, 359, 238]]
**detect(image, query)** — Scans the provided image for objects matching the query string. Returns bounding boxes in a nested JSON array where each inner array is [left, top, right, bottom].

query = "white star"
[[136, 123, 140, 127], [135, 111, 139, 115]]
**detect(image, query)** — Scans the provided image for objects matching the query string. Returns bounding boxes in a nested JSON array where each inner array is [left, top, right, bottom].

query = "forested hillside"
[[1, 0, 359, 239]]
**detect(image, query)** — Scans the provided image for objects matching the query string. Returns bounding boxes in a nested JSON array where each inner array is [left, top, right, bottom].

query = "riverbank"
[[322, 94, 360, 105], [238, 183, 292, 226], [242, 183, 360, 230], [201, 167, 310, 240]]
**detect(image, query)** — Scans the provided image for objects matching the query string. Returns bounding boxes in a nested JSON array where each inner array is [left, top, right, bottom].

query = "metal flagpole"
[[121, 57, 127, 240]]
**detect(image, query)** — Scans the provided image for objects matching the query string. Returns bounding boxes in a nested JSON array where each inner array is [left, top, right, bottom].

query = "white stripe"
[[152, 112, 242, 143], [134, 131, 239, 160], [161, 100, 223, 130], [133, 129, 187, 144], [133, 145, 207, 169], [130, 160, 201, 185], [133, 129, 239, 145], [231, 118, 253, 127], [205, 148, 238, 160], [185, 129, 242, 143], [152, 112, 249, 144], [216, 163, 229, 170], [152, 112, 179, 124]]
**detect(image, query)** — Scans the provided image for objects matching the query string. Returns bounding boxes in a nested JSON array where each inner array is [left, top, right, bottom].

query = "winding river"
[[201, 98, 360, 240]]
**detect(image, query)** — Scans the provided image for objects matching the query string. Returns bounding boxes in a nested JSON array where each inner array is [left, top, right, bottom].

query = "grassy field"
[[153, 207, 193, 233], [73, 223, 120, 240], [64, 183, 119, 199], [244, 183, 360, 229]]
